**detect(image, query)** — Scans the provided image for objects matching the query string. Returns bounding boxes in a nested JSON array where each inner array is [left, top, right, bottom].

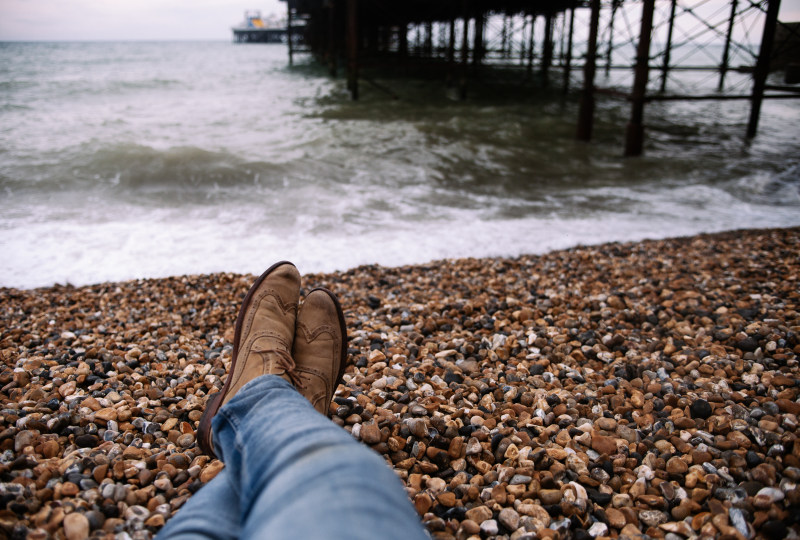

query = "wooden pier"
[[280, 0, 799, 156]]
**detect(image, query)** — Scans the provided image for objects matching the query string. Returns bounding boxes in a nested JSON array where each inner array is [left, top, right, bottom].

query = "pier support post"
[[660, 0, 677, 92], [527, 14, 536, 76], [520, 16, 528, 66], [287, 0, 295, 66], [328, 0, 338, 77], [424, 21, 433, 56], [501, 15, 508, 58], [718, 0, 738, 91], [606, 0, 619, 76], [624, 0, 655, 157], [472, 12, 484, 70], [447, 16, 456, 84], [459, 3, 470, 100], [346, 0, 359, 100], [577, 0, 600, 141], [399, 23, 408, 57], [542, 10, 553, 87], [747, 0, 781, 137], [563, 4, 576, 95]]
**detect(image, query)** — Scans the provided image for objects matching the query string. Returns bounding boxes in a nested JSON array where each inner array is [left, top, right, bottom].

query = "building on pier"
[[233, 11, 288, 43]]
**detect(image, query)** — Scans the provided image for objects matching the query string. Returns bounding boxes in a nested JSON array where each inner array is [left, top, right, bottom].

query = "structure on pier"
[[233, 11, 287, 43], [279, 0, 799, 156]]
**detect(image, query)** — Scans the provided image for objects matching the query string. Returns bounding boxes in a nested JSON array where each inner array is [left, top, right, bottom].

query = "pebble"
[[498, 508, 520, 531], [588, 521, 608, 538], [1, 228, 799, 539], [360, 422, 381, 444], [690, 399, 713, 420], [63, 512, 90, 540], [480, 519, 499, 536]]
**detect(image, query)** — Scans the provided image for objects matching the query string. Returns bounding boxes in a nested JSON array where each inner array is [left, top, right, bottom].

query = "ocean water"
[[1, 41, 799, 289]]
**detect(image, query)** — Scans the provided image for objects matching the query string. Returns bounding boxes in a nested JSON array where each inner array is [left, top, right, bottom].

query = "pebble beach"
[[1, 227, 799, 540]]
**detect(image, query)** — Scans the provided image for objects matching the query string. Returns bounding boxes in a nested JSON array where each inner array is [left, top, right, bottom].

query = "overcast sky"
[[0, 0, 286, 41], [1, 0, 798, 41]]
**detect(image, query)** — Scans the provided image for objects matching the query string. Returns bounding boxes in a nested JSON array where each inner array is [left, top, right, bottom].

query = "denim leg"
[[155, 466, 240, 540], [212, 375, 428, 540]]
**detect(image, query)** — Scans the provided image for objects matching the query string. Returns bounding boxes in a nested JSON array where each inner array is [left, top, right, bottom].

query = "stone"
[[596, 417, 617, 431], [360, 422, 381, 444], [95, 408, 118, 423], [539, 489, 562, 505], [754, 487, 784, 508], [666, 457, 688, 475], [591, 435, 618, 455], [465, 505, 493, 524], [63, 512, 90, 540], [200, 460, 225, 483], [588, 521, 608, 538], [499, 508, 520, 531], [639, 510, 668, 527], [690, 399, 713, 420], [605, 507, 627, 529], [480, 519, 499, 536]]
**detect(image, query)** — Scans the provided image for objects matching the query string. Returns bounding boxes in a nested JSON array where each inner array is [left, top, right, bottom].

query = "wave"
[[1, 143, 292, 201]]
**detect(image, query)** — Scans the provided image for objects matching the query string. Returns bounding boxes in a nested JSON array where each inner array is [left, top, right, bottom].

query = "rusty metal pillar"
[[507, 16, 515, 59], [718, 0, 738, 91], [542, 10, 554, 87], [577, 0, 600, 141], [327, 1, 338, 76], [473, 11, 484, 68], [605, 0, 619, 76], [563, 4, 576, 95], [660, 0, 677, 92], [399, 23, 408, 57], [747, 0, 781, 138], [424, 21, 433, 56], [346, 0, 359, 100], [624, 0, 655, 156], [287, 0, 295, 66], [459, 2, 470, 100], [448, 17, 456, 65], [447, 16, 456, 85], [501, 15, 509, 58], [527, 14, 536, 76]]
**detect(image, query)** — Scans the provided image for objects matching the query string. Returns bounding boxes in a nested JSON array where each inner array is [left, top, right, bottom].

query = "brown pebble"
[[360, 422, 382, 444], [591, 434, 618, 455], [200, 460, 225, 483], [63, 512, 89, 540], [60, 482, 79, 497], [464, 505, 492, 524]]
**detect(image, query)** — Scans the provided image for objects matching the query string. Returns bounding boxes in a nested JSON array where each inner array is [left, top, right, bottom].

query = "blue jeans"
[[157, 376, 427, 539]]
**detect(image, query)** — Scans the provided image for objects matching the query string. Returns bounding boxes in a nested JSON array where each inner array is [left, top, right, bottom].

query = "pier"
[[232, 10, 288, 43], [280, 0, 800, 156]]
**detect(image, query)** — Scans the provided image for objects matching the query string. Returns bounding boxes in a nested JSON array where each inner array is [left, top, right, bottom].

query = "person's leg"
[[154, 466, 240, 540], [213, 375, 428, 540]]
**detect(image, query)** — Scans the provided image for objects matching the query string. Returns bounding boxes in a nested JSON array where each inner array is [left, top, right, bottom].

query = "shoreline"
[[3, 225, 800, 294], [1, 226, 799, 539]]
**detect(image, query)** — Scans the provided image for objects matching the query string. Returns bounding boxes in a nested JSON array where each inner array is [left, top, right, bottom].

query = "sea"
[[1, 41, 799, 290]]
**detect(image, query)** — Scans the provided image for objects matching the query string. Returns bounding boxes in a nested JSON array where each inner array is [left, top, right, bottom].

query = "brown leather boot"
[[198, 261, 301, 457], [291, 288, 348, 416]]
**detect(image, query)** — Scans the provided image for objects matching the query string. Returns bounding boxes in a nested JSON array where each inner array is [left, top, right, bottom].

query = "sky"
[[0, 0, 287, 41], [0, 0, 799, 41]]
